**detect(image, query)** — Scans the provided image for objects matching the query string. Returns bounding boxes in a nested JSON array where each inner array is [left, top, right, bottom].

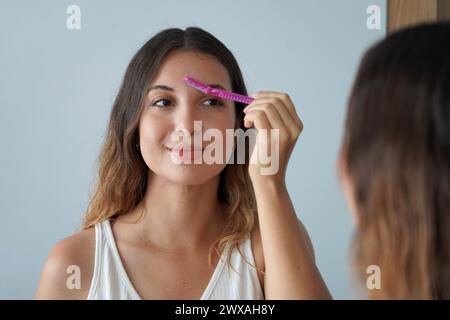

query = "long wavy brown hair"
[[83, 27, 259, 273], [341, 22, 450, 299]]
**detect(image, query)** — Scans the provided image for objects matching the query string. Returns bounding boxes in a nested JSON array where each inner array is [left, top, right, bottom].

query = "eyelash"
[[150, 98, 225, 108]]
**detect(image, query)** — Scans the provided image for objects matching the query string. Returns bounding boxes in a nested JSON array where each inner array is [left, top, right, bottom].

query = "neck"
[[123, 170, 227, 252]]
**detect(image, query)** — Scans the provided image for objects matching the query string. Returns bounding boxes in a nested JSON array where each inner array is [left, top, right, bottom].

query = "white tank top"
[[87, 220, 265, 300]]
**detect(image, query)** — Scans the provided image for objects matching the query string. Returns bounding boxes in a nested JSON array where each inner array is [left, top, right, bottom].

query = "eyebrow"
[[147, 83, 226, 93]]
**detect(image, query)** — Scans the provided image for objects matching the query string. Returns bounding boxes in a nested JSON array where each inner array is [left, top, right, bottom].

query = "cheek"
[[204, 116, 237, 148], [138, 116, 169, 151], [204, 108, 237, 131], [137, 116, 172, 174]]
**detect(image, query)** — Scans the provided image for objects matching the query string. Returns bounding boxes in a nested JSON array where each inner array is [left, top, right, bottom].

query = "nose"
[[173, 102, 203, 136]]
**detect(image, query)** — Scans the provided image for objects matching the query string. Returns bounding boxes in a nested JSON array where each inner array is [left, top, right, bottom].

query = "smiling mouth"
[[166, 145, 204, 161]]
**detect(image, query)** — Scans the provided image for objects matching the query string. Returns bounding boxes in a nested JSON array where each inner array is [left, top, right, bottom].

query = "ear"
[[337, 147, 360, 226], [337, 147, 348, 180]]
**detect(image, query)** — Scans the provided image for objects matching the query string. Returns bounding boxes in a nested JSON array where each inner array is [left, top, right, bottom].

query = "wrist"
[[251, 175, 287, 194]]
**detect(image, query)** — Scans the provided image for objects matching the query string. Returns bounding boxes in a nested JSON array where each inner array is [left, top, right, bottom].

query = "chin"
[[162, 165, 225, 186]]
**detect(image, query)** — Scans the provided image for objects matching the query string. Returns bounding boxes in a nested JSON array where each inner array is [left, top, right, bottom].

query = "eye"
[[151, 98, 173, 108], [202, 98, 225, 107]]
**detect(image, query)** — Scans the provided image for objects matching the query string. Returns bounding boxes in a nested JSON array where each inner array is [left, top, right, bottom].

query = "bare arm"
[[243, 91, 331, 299], [254, 181, 331, 299]]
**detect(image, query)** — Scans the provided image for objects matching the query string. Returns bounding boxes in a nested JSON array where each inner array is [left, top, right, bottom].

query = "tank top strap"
[[86, 222, 103, 299]]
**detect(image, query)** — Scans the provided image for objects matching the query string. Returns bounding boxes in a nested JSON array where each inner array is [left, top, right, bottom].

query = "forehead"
[[149, 50, 232, 91]]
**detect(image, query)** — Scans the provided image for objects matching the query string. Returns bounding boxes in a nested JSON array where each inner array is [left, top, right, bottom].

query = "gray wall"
[[0, 0, 386, 299]]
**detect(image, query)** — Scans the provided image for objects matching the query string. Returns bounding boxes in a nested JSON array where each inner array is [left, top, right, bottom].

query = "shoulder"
[[35, 227, 96, 299]]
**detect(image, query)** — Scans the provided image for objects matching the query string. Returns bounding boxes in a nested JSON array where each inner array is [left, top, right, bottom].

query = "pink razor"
[[184, 76, 254, 105]]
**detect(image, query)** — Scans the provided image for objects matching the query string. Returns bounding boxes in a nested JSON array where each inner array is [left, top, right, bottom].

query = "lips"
[[166, 144, 204, 161]]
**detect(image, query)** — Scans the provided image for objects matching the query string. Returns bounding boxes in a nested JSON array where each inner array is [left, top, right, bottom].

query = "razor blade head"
[[184, 76, 210, 94]]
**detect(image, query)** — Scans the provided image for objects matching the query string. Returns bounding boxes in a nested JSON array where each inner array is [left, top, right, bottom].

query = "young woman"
[[339, 22, 450, 299], [36, 27, 331, 299]]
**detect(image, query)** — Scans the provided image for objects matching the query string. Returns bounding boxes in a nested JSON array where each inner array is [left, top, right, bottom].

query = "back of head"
[[343, 22, 450, 299]]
